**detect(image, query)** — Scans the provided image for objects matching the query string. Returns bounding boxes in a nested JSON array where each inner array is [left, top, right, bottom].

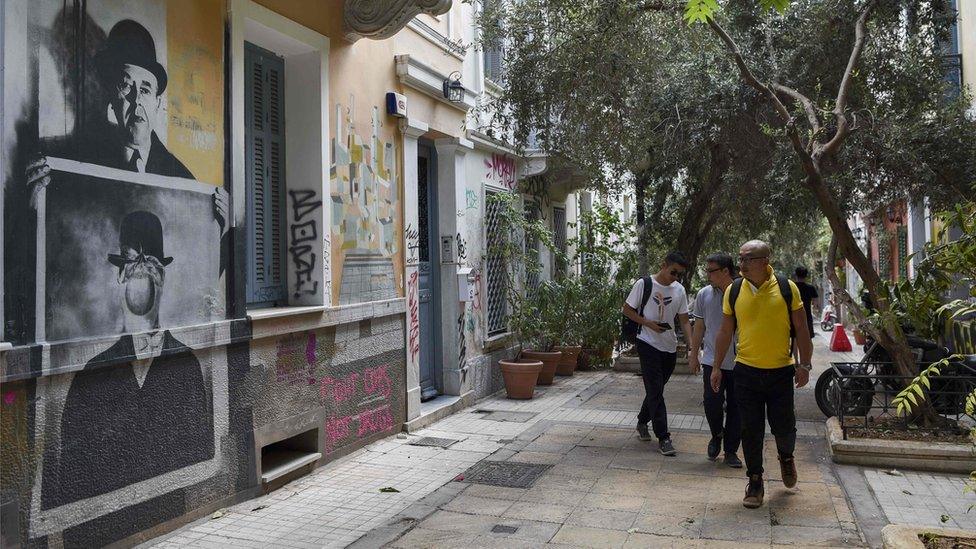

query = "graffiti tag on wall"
[[321, 364, 395, 451], [275, 332, 318, 385], [288, 189, 323, 298], [407, 270, 421, 365], [485, 154, 516, 190]]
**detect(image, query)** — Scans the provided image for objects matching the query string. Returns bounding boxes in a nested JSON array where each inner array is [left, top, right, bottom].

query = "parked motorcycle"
[[815, 331, 976, 418], [820, 306, 838, 332]]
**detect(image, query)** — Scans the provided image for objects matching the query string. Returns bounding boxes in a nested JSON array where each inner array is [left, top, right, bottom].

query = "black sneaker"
[[659, 438, 677, 456], [724, 453, 743, 468], [707, 436, 722, 461], [636, 424, 652, 441], [743, 474, 764, 508]]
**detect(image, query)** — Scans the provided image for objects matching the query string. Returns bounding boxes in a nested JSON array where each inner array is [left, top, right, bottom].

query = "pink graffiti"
[[407, 270, 420, 365], [276, 332, 318, 385], [357, 405, 394, 437], [2, 392, 15, 406], [485, 153, 516, 189], [326, 415, 353, 447], [320, 372, 360, 405], [306, 332, 317, 365], [364, 365, 392, 399]]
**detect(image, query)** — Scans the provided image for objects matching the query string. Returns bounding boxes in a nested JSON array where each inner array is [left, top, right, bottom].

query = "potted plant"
[[498, 357, 543, 399]]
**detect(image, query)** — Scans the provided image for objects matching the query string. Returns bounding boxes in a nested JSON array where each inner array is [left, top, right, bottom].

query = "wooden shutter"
[[245, 42, 287, 306]]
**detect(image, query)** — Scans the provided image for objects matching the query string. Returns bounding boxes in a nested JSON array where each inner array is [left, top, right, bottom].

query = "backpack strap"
[[775, 274, 796, 340], [728, 278, 744, 323], [638, 276, 654, 316]]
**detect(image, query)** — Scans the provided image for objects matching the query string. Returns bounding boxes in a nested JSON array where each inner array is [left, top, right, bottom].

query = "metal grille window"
[[897, 226, 909, 281], [553, 206, 567, 275], [485, 190, 508, 336]]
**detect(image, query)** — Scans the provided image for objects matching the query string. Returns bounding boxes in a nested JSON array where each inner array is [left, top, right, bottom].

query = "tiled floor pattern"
[[389, 426, 864, 548], [863, 469, 976, 531]]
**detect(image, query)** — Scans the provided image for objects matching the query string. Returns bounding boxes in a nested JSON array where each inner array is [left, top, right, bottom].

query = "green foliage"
[[684, 0, 790, 24], [891, 359, 946, 417]]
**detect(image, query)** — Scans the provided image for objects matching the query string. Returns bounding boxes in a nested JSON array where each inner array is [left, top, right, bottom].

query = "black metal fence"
[[829, 361, 976, 440]]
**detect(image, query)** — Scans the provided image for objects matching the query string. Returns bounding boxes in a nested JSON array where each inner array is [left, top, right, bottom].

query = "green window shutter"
[[245, 42, 287, 306]]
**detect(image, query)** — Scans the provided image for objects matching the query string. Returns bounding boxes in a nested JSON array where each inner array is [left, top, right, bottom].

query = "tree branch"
[[706, 18, 818, 174], [770, 82, 821, 136], [819, 0, 878, 159]]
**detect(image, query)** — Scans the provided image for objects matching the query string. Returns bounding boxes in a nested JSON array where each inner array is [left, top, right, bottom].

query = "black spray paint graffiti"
[[405, 223, 420, 263], [288, 189, 322, 298], [457, 310, 467, 384], [455, 233, 468, 265]]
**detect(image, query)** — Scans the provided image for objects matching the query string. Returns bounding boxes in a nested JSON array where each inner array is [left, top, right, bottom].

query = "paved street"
[[146, 330, 976, 548]]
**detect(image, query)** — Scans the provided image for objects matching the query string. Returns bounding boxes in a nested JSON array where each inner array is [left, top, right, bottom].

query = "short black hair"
[[664, 251, 690, 270], [705, 253, 735, 277], [795, 266, 809, 279]]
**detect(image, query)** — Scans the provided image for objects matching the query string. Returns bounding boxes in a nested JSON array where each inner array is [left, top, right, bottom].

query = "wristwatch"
[[797, 363, 813, 372]]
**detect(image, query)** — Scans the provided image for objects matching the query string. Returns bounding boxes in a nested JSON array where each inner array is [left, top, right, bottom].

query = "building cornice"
[[344, 0, 452, 42]]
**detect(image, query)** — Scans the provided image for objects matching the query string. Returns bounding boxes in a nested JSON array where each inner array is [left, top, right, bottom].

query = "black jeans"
[[734, 362, 797, 477], [636, 340, 677, 440], [702, 365, 741, 454]]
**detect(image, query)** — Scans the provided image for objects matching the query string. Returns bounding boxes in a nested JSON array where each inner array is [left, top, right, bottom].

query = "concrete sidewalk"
[[145, 330, 976, 548]]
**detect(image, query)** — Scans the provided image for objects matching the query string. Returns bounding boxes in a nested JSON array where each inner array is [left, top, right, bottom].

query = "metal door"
[[418, 144, 441, 400]]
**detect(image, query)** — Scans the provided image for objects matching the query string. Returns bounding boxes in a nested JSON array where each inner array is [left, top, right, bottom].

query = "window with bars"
[[485, 189, 508, 336], [245, 42, 287, 307], [524, 201, 540, 292], [553, 206, 567, 275]]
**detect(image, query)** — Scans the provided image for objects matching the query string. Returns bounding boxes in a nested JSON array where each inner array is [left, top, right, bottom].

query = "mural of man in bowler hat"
[[26, 19, 229, 231], [41, 209, 214, 509]]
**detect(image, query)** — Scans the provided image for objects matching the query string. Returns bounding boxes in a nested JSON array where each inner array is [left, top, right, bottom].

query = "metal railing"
[[830, 361, 976, 440]]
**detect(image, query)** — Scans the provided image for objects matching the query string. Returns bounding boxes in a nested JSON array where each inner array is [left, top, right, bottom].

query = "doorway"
[[417, 143, 441, 401]]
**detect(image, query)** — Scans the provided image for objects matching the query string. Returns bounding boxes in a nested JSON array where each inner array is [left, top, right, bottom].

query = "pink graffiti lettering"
[[485, 153, 516, 190], [276, 333, 317, 385], [326, 415, 353, 447], [363, 365, 392, 399], [407, 270, 421, 364], [2, 392, 15, 406], [320, 372, 360, 405], [357, 405, 394, 437]]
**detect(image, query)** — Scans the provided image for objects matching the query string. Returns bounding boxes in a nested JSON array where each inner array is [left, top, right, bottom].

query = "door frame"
[[418, 141, 442, 399]]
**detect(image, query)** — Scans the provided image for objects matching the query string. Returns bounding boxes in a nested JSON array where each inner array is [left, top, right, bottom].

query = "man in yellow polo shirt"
[[710, 240, 813, 509]]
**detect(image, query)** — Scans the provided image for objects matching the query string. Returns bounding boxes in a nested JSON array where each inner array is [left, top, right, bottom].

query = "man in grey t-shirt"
[[689, 253, 742, 468]]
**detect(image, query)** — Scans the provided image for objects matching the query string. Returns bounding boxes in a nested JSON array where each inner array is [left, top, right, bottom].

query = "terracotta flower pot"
[[554, 345, 582, 376], [521, 350, 562, 385], [499, 359, 543, 399], [853, 329, 867, 345]]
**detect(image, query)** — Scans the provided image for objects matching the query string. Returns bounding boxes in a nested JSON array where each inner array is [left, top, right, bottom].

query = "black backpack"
[[728, 275, 796, 352], [621, 277, 654, 344]]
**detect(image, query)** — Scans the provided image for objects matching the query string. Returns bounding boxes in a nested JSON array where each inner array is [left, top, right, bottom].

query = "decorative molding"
[[395, 54, 477, 112], [345, 0, 452, 42], [406, 19, 466, 60]]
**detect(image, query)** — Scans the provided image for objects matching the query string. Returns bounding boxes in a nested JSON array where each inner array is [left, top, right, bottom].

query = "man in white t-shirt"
[[622, 251, 693, 456]]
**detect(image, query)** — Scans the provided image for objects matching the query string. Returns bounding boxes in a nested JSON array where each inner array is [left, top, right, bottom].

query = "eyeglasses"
[[738, 256, 768, 264], [705, 267, 724, 273]]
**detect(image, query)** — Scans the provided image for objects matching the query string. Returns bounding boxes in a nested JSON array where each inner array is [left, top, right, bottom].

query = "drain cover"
[[461, 461, 551, 488], [408, 436, 459, 448], [491, 525, 519, 534]]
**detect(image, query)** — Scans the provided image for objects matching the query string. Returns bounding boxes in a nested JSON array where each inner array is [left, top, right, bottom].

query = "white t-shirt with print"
[[625, 276, 689, 353]]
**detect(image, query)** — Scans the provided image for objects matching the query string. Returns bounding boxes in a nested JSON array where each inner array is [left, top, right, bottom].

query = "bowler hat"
[[107, 211, 174, 268], [94, 20, 168, 95]]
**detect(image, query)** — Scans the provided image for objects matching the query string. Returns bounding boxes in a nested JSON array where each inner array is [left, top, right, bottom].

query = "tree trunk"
[[675, 141, 730, 286], [635, 170, 649, 275]]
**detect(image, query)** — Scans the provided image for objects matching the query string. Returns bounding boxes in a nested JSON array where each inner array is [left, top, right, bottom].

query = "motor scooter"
[[820, 305, 838, 332]]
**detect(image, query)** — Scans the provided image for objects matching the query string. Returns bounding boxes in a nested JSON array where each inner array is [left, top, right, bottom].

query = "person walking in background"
[[793, 266, 819, 360], [711, 241, 813, 509], [622, 251, 694, 456], [689, 253, 742, 468]]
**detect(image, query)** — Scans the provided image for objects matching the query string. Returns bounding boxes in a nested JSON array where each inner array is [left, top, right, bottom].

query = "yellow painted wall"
[[167, 0, 225, 186]]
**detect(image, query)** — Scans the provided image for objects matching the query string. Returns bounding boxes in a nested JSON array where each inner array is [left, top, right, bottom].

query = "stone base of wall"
[[466, 345, 518, 400]]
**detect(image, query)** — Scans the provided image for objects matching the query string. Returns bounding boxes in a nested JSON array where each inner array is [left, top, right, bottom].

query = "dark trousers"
[[702, 365, 741, 454], [636, 340, 677, 440], [734, 362, 797, 477]]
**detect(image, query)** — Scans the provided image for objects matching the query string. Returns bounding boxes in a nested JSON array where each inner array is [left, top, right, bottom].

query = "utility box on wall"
[[457, 267, 474, 302]]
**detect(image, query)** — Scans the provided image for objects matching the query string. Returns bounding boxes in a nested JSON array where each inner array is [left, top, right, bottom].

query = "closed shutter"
[[482, 0, 504, 83], [245, 42, 287, 306]]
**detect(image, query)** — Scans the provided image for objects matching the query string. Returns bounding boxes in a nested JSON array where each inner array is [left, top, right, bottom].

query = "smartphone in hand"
[[656, 322, 672, 331]]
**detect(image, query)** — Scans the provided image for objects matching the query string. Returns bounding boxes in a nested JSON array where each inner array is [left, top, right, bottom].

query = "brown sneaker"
[[743, 474, 764, 509], [779, 455, 798, 488]]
